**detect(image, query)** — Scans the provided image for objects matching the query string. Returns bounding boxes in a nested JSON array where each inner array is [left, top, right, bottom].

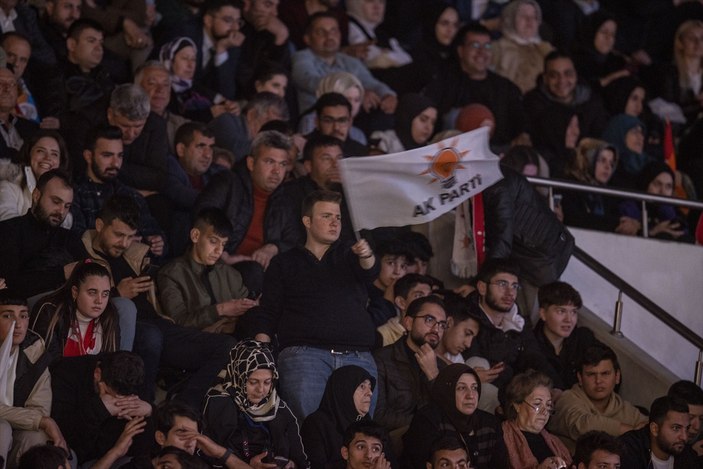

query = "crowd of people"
[[0, 0, 702, 468]]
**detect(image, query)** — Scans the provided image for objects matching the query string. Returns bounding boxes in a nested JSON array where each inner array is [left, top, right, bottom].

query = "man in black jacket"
[[465, 259, 557, 390], [619, 396, 701, 469], [0, 170, 86, 299], [482, 166, 574, 322], [195, 130, 296, 291]]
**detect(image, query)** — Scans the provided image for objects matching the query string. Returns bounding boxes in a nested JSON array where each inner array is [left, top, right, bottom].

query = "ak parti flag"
[[338, 127, 503, 232]]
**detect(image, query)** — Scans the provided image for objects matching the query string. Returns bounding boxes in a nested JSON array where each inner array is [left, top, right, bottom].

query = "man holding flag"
[[250, 190, 380, 421]]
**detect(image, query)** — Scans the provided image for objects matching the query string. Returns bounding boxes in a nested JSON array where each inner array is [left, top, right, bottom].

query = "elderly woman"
[[491, 0, 554, 94], [159, 37, 238, 123], [402, 364, 507, 469], [202, 340, 307, 469], [301, 365, 375, 469], [0, 130, 72, 227], [502, 370, 571, 469]]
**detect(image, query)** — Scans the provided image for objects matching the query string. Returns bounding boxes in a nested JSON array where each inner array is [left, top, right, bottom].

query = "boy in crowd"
[[533, 281, 599, 394]]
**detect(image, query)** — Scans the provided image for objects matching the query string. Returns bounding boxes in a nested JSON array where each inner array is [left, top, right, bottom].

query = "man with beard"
[[70, 125, 165, 257], [373, 295, 448, 433], [82, 196, 235, 407], [42, 0, 82, 60], [465, 259, 556, 390], [668, 381, 703, 456], [619, 396, 701, 469], [0, 169, 87, 298]]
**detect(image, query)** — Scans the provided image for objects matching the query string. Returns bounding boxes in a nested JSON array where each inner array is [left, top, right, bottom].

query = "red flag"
[[663, 119, 676, 171]]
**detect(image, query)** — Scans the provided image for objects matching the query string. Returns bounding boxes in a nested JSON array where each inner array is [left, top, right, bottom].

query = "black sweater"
[[250, 242, 379, 350], [0, 212, 87, 298]]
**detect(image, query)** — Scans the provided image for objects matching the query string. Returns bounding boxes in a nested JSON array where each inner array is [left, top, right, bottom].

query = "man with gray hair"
[[106, 83, 171, 235], [195, 130, 296, 291], [134, 60, 189, 154], [207, 91, 289, 163]]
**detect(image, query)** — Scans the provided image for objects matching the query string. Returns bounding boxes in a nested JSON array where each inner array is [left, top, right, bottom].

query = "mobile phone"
[[141, 264, 160, 278]]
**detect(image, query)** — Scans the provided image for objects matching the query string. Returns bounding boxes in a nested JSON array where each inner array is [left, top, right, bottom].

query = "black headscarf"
[[603, 76, 645, 116], [395, 93, 436, 150], [316, 365, 376, 434], [432, 364, 482, 433], [637, 161, 674, 193]]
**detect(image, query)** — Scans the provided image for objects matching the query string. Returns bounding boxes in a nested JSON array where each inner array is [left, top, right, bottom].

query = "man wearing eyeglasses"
[[374, 295, 448, 433], [305, 92, 368, 157], [423, 22, 526, 149], [465, 259, 558, 392], [196, 0, 245, 101]]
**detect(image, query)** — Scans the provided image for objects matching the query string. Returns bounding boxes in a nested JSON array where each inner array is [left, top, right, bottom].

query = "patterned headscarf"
[[215, 339, 280, 422], [159, 36, 197, 92]]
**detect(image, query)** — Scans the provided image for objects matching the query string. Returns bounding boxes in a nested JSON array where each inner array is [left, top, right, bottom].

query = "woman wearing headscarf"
[[501, 370, 571, 469], [618, 161, 691, 242], [411, 3, 460, 91], [572, 11, 631, 92], [370, 94, 437, 153], [560, 138, 634, 233], [159, 37, 238, 123], [491, 0, 554, 94], [401, 364, 508, 469], [530, 106, 580, 177], [603, 76, 646, 118], [301, 365, 375, 469], [202, 340, 308, 468], [601, 114, 655, 188]]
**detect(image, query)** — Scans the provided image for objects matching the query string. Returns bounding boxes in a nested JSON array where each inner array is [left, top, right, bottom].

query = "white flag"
[[339, 127, 503, 231]]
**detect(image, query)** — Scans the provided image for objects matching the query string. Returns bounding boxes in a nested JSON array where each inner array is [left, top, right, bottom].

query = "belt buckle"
[[330, 349, 343, 355]]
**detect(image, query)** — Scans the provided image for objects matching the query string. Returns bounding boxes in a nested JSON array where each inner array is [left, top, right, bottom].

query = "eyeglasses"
[[215, 15, 245, 27], [489, 280, 521, 291], [465, 41, 492, 51], [414, 314, 448, 330], [522, 401, 555, 415], [319, 115, 350, 125]]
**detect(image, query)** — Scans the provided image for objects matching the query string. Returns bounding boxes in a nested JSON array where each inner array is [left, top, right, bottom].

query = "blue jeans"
[[277, 346, 378, 422], [112, 297, 136, 351]]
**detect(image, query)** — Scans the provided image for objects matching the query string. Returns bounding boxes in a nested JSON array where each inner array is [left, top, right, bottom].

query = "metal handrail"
[[526, 176, 703, 210], [572, 246, 703, 351], [524, 176, 703, 382]]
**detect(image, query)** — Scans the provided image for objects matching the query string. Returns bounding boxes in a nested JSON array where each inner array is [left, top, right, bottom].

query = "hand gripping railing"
[[526, 176, 703, 385]]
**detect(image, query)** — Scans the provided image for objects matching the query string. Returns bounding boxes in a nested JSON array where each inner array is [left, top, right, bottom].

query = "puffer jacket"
[[482, 166, 574, 286]]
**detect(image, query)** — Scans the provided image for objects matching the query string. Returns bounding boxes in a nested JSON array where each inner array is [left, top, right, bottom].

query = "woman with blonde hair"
[[662, 20, 703, 125], [298, 71, 367, 144], [491, 0, 554, 94]]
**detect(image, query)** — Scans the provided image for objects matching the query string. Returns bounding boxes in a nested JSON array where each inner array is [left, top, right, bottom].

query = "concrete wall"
[[561, 228, 703, 382]]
